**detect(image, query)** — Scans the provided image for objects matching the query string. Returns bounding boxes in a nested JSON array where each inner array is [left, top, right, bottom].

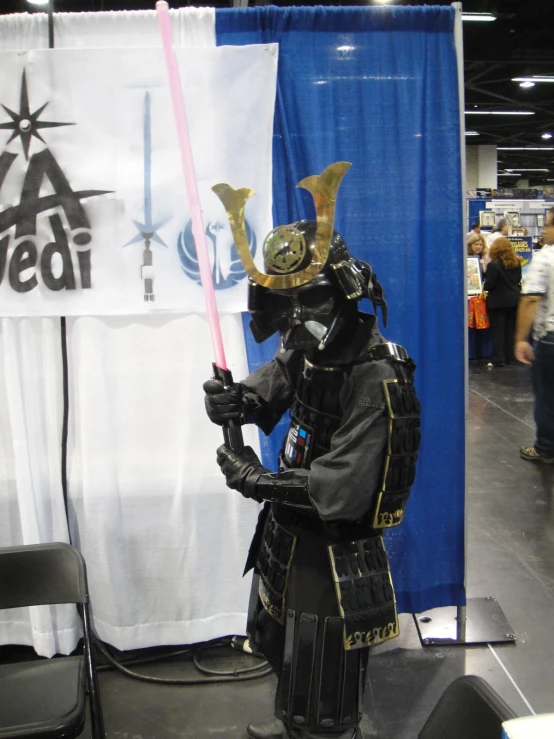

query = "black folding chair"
[[418, 674, 517, 739], [0, 542, 105, 739]]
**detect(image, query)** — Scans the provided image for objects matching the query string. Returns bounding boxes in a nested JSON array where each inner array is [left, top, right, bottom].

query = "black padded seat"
[[419, 675, 518, 739], [0, 658, 86, 739]]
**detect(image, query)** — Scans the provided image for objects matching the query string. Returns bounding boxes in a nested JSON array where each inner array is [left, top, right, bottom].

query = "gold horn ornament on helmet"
[[211, 161, 351, 289]]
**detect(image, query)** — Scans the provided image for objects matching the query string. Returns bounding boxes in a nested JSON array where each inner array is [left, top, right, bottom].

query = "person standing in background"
[[515, 207, 554, 464], [484, 237, 522, 367], [467, 222, 481, 237], [485, 218, 510, 249], [467, 233, 491, 273]]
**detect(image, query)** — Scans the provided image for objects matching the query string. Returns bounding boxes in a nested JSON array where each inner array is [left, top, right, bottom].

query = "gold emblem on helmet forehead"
[[211, 161, 351, 289], [263, 225, 307, 274]]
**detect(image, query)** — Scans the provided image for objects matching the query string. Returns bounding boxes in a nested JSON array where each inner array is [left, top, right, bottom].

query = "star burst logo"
[[0, 70, 110, 294], [0, 70, 73, 159]]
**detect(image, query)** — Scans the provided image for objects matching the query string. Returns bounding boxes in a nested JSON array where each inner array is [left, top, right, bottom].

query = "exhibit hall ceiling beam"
[[465, 84, 554, 119], [465, 63, 504, 87]]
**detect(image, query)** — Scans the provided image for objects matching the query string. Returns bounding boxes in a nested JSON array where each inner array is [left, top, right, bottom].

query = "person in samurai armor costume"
[[204, 163, 421, 739]]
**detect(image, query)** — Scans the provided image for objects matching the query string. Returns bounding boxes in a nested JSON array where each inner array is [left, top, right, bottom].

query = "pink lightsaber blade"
[[156, 0, 243, 451]]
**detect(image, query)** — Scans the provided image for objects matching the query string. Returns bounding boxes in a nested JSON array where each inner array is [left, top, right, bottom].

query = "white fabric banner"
[[0, 44, 276, 316], [67, 313, 262, 650]]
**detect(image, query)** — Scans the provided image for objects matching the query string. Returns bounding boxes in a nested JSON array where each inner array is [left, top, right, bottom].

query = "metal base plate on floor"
[[414, 597, 517, 646]]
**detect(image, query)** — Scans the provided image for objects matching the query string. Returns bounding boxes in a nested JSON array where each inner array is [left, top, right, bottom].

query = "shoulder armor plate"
[[372, 377, 421, 528]]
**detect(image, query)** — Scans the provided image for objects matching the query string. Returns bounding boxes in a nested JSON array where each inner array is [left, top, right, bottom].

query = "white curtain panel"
[[67, 314, 260, 650], [0, 9, 263, 656], [0, 317, 78, 657]]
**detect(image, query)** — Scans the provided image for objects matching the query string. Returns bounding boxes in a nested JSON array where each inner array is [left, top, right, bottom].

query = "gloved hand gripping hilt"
[[216, 445, 312, 510]]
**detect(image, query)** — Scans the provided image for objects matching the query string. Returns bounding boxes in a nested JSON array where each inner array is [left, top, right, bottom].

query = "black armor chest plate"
[[281, 357, 347, 469]]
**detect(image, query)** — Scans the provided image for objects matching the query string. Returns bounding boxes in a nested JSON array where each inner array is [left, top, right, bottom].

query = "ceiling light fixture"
[[542, 133, 553, 139], [27, 0, 50, 5], [497, 147, 554, 151], [465, 131, 480, 136], [512, 77, 554, 84], [497, 173, 522, 177], [461, 13, 496, 22], [465, 111, 535, 115], [505, 168, 549, 172], [519, 81, 535, 88]]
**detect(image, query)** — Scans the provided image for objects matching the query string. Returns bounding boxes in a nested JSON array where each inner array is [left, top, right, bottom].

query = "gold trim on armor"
[[382, 378, 399, 417], [327, 536, 399, 650], [211, 162, 351, 289], [304, 357, 344, 372], [372, 492, 404, 528], [258, 533, 297, 625], [379, 454, 391, 494]]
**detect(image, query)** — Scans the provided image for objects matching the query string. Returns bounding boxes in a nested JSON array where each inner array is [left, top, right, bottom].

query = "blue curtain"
[[217, 5, 465, 614]]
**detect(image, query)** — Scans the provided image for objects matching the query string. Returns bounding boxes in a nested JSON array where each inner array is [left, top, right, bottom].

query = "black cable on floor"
[[192, 641, 269, 677], [95, 645, 194, 672], [93, 634, 272, 685]]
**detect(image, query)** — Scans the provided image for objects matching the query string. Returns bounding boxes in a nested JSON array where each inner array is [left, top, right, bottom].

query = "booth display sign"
[[479, 210, 495, 228], [0, 46, 277, 317], [507, 236, 533, 276], [504, 209, 521, 228]]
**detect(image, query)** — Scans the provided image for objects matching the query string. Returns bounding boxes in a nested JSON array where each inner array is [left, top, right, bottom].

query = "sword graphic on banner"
[[125, 91, 168, 302], [156, 1, 244, 452]]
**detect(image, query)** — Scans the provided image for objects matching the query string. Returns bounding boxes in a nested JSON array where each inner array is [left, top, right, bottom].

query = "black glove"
[[203, 379, 244, 426], [216, 444, 267, 500]]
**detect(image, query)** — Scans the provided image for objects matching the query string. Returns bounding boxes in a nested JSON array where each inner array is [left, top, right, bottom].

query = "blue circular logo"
[[178, 219, 257, 290]]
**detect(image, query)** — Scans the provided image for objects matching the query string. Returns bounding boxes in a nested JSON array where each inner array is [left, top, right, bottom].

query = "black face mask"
[[249, 279, 352, 351]]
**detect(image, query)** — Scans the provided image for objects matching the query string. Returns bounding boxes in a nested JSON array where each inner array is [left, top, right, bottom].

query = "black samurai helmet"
[[247, 220, 387, 351]]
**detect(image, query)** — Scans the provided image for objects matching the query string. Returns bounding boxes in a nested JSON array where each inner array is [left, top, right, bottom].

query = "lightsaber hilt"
[[212, 363, 245, 453]]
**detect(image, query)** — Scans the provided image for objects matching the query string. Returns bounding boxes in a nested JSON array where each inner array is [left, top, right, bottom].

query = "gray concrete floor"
[[5, 360, 554, 737]]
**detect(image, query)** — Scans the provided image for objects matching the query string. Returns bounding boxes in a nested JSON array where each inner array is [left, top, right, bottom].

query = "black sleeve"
[[307, 359, 397, 522], [484, 262, 498, 292], [241, 351, 298, 435]]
